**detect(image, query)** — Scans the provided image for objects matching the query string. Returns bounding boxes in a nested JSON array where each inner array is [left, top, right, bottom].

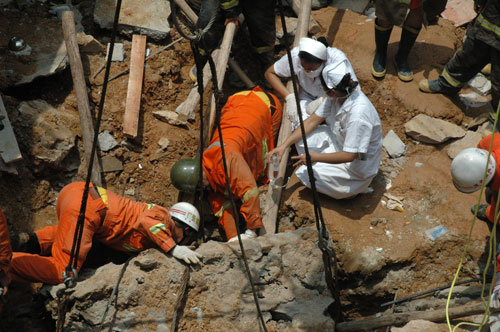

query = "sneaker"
[[471, 204, 490, 222], [226, 229, 258, 243]]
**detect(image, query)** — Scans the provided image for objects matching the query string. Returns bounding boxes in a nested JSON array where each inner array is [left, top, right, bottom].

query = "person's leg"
[[241, 0, 276, 72], [395, 5, 423, 82], [420, 36, 490, 94], [372, 17, 393, 78], [35, 225, 58, 255], [490, 47, 500, 131], [191, 0, 225, 81], [9, 252, 64, 284]]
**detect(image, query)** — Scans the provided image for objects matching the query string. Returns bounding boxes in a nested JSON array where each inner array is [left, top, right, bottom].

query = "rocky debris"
[[98, 130, 118, 152], [101, 155, 123, 172], [276, 17, 321, 40], [0, 13, 68, 89], [404, 114, 466, 144], [157, 137, 170, 151], [94, 0, 171, 41], [477, 121, 494, 138], [106, 42, 125, 62], [383, 130, 406, 158], [153, 110, 188, 126], [441, 0, 476, 26], [468, 73, 491, 96], [459, 91, 490, 108], [465, 113, 489, 130], [447, 131, 482, 159], [17, 100, 77, 169], [77, 32, 104, 55], [392, 320, 452, 332], [46, 227, 335, 332]]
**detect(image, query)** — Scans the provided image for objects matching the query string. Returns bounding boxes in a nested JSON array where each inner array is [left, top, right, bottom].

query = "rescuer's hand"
[[285, 93, 298, 123], [491, 274, 500, 309], [171, 245, 202, 264]]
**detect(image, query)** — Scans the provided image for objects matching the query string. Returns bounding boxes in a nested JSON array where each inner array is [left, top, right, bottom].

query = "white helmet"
[[451, 148, 496, 193], [170, 202, 200, 231]]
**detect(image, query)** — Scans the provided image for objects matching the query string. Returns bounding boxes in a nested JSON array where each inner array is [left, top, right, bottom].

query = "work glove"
[[306, 97, 325, 115], [285, 93, 299, 123], [171, 245, 202, 264], [491, 274, 500, 309]]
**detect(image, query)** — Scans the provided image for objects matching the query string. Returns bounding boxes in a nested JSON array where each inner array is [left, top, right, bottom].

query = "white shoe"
[[227, 229, 257, 243]]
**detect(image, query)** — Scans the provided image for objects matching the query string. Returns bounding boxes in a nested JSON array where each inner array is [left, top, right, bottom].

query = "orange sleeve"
[[0, 208, 12, 275], [134, 207, 177, 253]]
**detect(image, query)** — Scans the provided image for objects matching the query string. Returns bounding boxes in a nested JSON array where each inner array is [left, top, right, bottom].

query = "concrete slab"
[[441, 0, 476, 27], [94, 0, 171, 41]]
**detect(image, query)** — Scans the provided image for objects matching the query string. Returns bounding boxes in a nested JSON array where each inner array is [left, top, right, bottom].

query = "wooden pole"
[[291, 0, 321, 34], [123, 34, 147, 138], [62, 10, 102, 186], [336, 302, 494, 332], [260, 0, 311, 234]]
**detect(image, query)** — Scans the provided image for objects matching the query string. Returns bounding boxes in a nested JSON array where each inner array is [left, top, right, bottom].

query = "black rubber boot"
[[372, 19, 393, 79], [395, 25, 420, 82], [11, 232, 41, 254], [471, 204, 490, 223]]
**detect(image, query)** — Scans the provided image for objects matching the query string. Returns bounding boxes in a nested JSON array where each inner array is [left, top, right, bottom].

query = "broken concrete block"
[[476, 121, 494, 138], [441, 0, 476, 27], [383, 130, 406, 158], [466, 112, 489, 130], [276, 17, 299, 39], [447, 130, 482, 159], [459, 91, 490, 108], [77, 32, 104, 54], [404, 114, 466, 144], [94, 0, 171, 41], [106, 43, 124, 62], [157, 137, 170, 151], [468, 73, 491, 96], [18, 100, 77, 169], [153, 110, 187, 126], [98, 130, 118, 152], [101, 155, 123, 172]]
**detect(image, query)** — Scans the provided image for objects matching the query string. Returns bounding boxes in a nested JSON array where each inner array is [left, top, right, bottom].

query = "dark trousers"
[[439, 36, 500, 121], [195, 0, 276, 68]]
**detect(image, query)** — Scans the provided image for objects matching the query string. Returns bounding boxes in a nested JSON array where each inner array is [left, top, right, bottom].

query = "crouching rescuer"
[[450, 132, 500, 309], [10, 182, 202, 285], [170, 87, 283, 242]]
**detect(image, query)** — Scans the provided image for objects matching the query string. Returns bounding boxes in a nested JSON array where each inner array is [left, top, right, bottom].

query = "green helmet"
[[170, 158, 200, 193]]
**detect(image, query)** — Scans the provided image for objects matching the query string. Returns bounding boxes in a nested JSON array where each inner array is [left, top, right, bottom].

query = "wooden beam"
[[0, 94, 22, 164], [261, 0, 312, 234], [336, 302, 494, 332], [123, 34, 147, 139], [61, 10, 102, 186], [291, 0, 321, 34]]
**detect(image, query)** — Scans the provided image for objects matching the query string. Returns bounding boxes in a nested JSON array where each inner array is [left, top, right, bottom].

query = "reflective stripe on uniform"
[[478, 14, 500, 38], [206, 141, 225, 151], [122, 243, 141, 252], [220, 0, 238, 10], [375, 23, 392, 32], [96, 187, 109, 206], [254, 45, 274, 54], [242, 187, 259, 203], [147, 203, 156, 210], [402, 25, 420, 35], [150, 222, 166, 235], [261, 138, 268, 177], [442, 67, 462, 88], [215, 201, 231, 217], [233, 90, 271, 108]]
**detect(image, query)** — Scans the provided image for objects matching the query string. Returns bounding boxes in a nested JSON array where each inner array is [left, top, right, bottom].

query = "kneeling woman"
[[268, 61, 382, 199]]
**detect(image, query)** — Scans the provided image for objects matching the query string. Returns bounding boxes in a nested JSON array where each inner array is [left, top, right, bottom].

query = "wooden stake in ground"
[[335, 302, 493, 332], [123, 35, 147, 139], [260, 0, 312, 234], [61, 10, 102, 186]]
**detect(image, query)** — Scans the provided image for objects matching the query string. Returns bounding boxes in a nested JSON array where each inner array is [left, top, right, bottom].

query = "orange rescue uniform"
[[0, 208, 12, 287], [478, 133, 500, 224], [10, 182, 179, 284], [202, 87, 282, 240]]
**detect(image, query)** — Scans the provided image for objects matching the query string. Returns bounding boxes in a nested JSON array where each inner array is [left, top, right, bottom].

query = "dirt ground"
[[0, 1, 496, 331]]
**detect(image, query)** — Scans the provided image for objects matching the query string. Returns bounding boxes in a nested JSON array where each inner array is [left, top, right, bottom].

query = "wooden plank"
[[261, 0, 312, 235], [123, 34, 147, 138], [62, 10, 103, 186], [336, 302, 493, 332], [0, 94, 22, 164]]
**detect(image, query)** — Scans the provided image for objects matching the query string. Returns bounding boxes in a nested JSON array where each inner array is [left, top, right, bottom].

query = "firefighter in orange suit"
[[10, 182, 202, 285], [170, 87, 283, 242], [0, 208, 12, 295]]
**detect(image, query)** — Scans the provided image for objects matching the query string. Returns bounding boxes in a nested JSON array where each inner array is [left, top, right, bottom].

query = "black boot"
[[11, 232, 41, 254], [395, 25, 420, 82], [372, 19, 393, 79]]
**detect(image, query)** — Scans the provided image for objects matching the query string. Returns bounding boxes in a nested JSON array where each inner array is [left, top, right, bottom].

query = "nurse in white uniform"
[[267, 60, 383, 199]]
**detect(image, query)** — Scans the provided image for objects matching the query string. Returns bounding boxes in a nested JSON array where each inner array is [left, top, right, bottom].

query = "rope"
[[62, 0, 123, 289], [445, 100, 500, 332], [169, 3, 269, 330], [276, 0, 343, 321]]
